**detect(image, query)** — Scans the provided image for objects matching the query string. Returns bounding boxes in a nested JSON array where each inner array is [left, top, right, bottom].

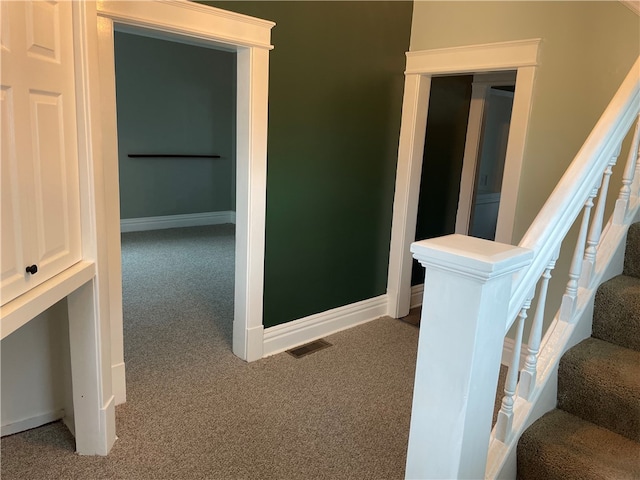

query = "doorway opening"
[[93, 1, 274, 404], [410, 71, 516, 302], [112, 30, 238, 358], [386, 39, 540, 319]]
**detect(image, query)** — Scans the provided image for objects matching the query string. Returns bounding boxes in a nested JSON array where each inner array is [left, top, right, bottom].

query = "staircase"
[[517, 222, 640, 479]]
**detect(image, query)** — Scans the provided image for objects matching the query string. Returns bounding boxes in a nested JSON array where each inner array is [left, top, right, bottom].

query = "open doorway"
[[386, 39, 540, 319], [92, 2, 274, 405], [409, 71, 516, 292], [112, 31, 238, 362]]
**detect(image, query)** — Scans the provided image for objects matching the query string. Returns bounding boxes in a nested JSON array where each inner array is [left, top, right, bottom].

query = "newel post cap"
[[411, 234, 533, 281]]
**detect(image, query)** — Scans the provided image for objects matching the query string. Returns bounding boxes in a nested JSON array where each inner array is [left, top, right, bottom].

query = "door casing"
[[78, 1, 274, 404], [386, 39, 541, 319]]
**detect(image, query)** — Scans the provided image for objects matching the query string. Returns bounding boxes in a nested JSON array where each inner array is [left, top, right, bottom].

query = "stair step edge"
[[517, 409, 640, 480]]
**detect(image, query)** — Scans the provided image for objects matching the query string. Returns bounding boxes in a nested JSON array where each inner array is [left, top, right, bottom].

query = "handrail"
[[507, 57, 640, 329], [406, 56, 640, 478]]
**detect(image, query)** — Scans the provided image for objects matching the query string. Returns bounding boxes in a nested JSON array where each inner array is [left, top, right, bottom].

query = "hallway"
[[1, 226, 419, 479]]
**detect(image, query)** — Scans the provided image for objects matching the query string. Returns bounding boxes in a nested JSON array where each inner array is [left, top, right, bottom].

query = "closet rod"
[[128, 154, 221, 158]]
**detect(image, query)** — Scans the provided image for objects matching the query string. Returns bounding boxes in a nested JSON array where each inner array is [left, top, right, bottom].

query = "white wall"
[[1, 300, 73, 436]]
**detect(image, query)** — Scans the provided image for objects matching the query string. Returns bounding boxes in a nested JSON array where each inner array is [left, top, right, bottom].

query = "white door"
[[1, 1, 81, 305]]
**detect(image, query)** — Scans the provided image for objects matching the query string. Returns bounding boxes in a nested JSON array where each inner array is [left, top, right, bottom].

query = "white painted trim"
[[405, 39, 540, 75], [120, 211, 236, 233], [93, 15, 126, 406], [1, 410, 65, 437], [263, 295, 388, 357], [410, 284, 424, 309], [111, 362, 126, 405], [387, 39, 540, 320], [0, 261, 96, 340], [97, 0, 274, 50], [487, 209, 638, 478], [496, 65, 536, 243], [386, 74, 432, 319], [92, 1, 273, 369]]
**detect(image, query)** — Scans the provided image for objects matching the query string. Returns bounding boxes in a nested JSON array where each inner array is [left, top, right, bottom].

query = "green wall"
[[114, 32, 236, 219], [204, 1, 414, 327]]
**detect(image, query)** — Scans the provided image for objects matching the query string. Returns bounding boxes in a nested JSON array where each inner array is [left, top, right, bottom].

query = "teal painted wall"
[[203, 1, 413, 327], [114, 32, 236, 219]]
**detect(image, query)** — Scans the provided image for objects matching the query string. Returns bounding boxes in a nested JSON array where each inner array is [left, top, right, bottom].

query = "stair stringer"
[[487, 203, 639, 479]]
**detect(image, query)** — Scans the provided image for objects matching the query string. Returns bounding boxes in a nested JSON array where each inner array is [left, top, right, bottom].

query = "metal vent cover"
[[286, 339, 332, 358]]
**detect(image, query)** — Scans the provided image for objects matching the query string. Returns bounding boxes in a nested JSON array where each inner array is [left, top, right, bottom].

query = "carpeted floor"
[[1, 225, 421, 479]]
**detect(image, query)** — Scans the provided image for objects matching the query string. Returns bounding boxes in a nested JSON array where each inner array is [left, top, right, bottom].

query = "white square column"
[[405, 234, 532, 479]]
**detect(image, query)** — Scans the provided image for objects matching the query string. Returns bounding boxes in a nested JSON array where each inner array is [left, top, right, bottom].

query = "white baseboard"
[[501, 337, 528, 368], [112, 362, 126, 405], [1, 409, 64, 437], [263, 295, 389, 357], [120, 211, 236, 233], [101, 395, 117, 455], [410, 284, 424, 309]]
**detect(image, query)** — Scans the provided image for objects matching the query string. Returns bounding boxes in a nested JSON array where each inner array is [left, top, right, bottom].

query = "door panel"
[[0, 1, 81, 305], [1, 86, 31, 303]]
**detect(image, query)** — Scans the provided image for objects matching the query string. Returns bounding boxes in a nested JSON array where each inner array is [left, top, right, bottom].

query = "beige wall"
[[411, 1, 639, 241]]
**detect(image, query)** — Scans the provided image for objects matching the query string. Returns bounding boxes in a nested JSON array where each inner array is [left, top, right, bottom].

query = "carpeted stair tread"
[[624, 222, 640, 278], [517, 409, 640, 480], [592, 274, 640, 351], [558, 337, 640, 441]]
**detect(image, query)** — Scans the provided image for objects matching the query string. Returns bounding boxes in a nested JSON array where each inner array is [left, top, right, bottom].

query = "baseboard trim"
[[101, 395, 117, 455], [120, 211, 236, 233], [1, 409, 64, 437], [410, 284, 424, 309], [112, 362, 126, 405], [263, 295, 388, 357]]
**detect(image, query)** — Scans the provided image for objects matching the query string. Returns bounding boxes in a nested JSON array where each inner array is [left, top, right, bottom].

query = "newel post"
[[405, 235, 532, 480]]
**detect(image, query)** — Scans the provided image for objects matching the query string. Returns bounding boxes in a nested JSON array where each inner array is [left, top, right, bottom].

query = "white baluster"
[[559, 187, 597, 322], [581, 150, 619, 287], [495, 297, 531, 443], [519, 252, 558, 400], [633, 135, 640, 199], [614, 116, 640, 224]]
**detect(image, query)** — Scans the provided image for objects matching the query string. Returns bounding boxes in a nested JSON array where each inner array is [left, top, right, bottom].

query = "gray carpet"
[[1, 225, 421, 479], [517, 222, 640, 479]]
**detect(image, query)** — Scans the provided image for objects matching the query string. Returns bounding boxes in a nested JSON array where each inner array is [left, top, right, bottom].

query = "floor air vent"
[[287, 339, 332, 358]]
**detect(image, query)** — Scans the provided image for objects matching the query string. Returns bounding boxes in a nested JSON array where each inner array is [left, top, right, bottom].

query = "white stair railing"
[[406, 56, 640, 479]]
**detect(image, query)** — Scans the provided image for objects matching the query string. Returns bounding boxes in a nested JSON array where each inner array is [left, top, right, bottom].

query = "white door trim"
[[83, 1, 273, 404], [387, 39, 540, 319]]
